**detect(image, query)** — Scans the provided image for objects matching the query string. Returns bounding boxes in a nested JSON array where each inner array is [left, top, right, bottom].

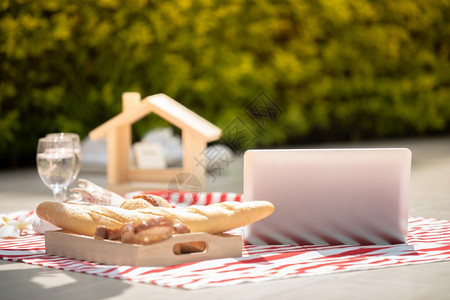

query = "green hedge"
[[1, 0, 449, 167]]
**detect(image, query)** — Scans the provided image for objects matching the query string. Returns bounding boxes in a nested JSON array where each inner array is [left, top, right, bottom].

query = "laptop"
[[243, 148, 412, 245]]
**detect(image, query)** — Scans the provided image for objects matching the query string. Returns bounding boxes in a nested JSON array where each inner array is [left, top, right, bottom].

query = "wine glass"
[[36, 136, 76, 202], [46, 133, 81, 187]]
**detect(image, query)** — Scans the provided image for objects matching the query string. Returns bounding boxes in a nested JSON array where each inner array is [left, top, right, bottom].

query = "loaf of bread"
[[36, 201, 152, 236], [36, 200, 274, 236]]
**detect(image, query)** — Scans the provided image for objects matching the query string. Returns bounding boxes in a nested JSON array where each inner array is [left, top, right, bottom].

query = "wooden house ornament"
[[89, 92, 222, 194]]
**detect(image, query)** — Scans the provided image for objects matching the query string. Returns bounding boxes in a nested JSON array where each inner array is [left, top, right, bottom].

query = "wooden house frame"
[[89, 92, 222, 193]]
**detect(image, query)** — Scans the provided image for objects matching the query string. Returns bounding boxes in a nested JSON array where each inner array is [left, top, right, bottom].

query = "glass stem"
[[54, 188, 66, 202]]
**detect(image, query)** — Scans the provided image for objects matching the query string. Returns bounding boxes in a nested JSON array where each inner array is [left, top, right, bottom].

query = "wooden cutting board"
[[45, 230, 242, 267]]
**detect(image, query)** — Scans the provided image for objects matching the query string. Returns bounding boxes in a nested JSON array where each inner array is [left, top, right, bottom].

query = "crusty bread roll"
[[132, 194, 172, 208], [120, 198, 158, 210], [36, 201, 153, 236], [36, 200, 274, 236], [131, 201, 274, 234]]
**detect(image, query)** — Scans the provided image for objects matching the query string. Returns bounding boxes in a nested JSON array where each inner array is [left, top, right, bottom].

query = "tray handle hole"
[[173, 241, 207, 255]]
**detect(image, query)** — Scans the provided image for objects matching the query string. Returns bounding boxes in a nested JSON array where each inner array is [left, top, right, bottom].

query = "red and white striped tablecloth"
[[1, 192, 450, 290]]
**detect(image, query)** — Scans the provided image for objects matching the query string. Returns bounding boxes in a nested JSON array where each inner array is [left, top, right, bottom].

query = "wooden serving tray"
[[45, 230, 242, 267]]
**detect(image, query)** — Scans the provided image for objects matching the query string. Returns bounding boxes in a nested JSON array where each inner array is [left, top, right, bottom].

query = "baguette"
[[36, 201, 152, 236], [36, 200, 274, 236], [132, 201, 274, 234]]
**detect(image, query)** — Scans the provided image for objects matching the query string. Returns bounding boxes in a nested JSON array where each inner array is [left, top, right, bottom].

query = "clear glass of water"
[[46, 133, 81, 186], [36, 136, 76, 202]]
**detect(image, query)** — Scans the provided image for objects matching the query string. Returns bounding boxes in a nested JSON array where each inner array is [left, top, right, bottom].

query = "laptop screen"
[[243, 148, 412, 245]]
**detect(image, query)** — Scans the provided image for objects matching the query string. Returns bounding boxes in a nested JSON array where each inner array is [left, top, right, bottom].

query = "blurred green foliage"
[[1, 0, 449, 167]]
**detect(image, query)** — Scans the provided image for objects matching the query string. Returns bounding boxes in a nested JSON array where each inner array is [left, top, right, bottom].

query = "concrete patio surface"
[[0, 135, 449, 299]]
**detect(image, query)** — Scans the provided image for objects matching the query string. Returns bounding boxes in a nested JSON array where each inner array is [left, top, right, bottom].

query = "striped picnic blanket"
[[1, 192, 450, 290]]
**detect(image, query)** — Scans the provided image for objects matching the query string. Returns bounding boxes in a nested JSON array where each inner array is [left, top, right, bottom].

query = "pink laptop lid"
[[243, 148, 412, 245]]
